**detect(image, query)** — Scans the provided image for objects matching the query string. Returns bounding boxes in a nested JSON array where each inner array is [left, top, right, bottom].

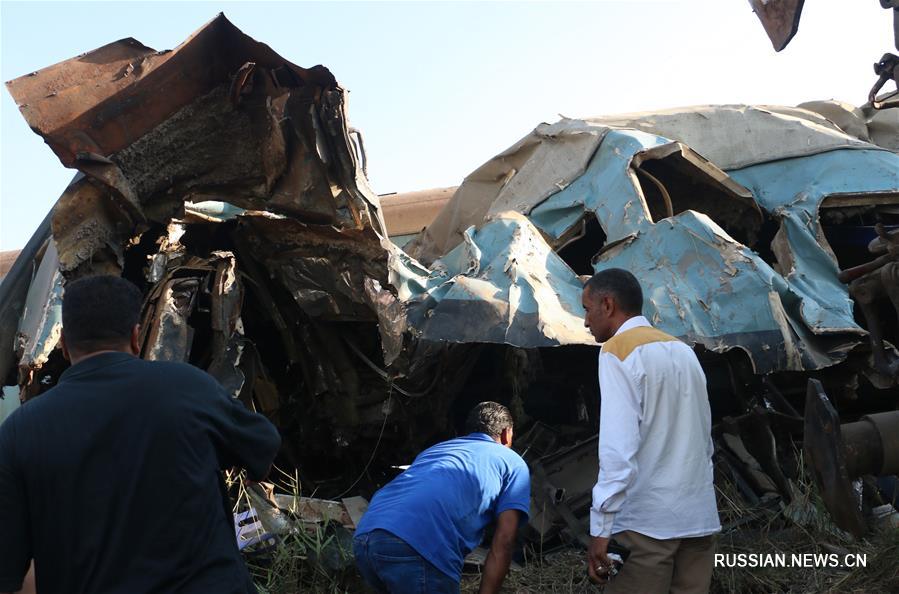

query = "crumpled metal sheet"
[[0, 209, 52, 385], [798, 100, 899, 152], [16, 241, 64, 387], [5, 13, 387, 277], [142, 275, 201, 363], [403, 211, 593, 347], [401, 114, 899, 373], [587, 104, 880, 170], [729, 149, 899, 332], [529, 128, 761, 244], [406, 120, 609, 266], [236, 215, 388, 321], [592, 212, 859, 374]]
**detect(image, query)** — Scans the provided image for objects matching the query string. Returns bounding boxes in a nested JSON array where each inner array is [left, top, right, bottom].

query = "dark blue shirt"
[[356, 433, 530, 581], [0, 352, 281, 594]]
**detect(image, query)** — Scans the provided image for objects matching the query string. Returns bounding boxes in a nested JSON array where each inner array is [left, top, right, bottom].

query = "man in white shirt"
[[582, 268, 720, 594]]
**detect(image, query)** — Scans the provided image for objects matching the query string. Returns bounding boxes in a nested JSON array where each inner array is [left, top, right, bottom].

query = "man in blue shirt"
[[353, 402, 530, 594]]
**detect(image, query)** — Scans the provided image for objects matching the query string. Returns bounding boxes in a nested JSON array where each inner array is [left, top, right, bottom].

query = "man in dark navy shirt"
[[0, 275, 281, 594]]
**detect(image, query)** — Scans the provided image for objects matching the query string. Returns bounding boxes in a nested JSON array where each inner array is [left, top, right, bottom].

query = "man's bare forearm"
[[479, 544, 512, 594], [479, 509, 521, 593]]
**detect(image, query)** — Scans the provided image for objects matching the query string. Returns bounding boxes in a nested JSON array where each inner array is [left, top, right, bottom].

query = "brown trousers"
[[603, 530, 716, 594]]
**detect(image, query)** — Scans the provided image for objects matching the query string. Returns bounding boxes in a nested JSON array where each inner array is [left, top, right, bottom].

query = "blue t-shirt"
[[356, 433, 530, 581]]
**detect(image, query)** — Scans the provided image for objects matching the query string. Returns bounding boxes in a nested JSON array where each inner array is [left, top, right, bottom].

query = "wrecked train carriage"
[[398, 104, 899, 541], [5, 12, 899, 541], [0, 15, 474, 492], [403, 104, 899, 398]]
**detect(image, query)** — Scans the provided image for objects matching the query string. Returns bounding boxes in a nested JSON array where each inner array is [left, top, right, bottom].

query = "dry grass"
[[238, 462, 899, 594], [460, 548, 598, 593], [457, 462, 899, 594]]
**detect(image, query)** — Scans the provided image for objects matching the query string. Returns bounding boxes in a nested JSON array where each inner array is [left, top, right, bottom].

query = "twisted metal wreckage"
[[3, 15, 899, 550]]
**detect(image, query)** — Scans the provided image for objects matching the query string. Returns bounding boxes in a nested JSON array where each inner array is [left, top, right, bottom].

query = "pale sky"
[[0, 0, 893, 249]]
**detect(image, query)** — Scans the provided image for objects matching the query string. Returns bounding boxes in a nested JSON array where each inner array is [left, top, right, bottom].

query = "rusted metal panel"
[[748, 0, 805, 52], [5, 14, 385, 277], [5, 14, 336, 167]]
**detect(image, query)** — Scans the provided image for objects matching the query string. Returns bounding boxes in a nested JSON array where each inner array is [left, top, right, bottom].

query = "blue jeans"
[[353, 529, 460, 594]]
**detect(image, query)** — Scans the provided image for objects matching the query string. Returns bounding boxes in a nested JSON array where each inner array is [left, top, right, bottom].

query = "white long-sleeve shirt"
[[590, 316, 720, 539]]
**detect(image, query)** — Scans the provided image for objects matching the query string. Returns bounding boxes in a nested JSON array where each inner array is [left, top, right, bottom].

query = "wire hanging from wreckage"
[[342, 338, 440, 398], [335, 391, 392, 500]]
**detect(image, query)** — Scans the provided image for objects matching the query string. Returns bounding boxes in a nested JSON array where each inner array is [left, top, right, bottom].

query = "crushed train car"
[[3, 14, 899, 550], [400, 103, 899, 540], [0, 14, 442, 490]]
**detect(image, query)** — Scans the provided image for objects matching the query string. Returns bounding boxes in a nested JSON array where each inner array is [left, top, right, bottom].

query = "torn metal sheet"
[[146, 223, 188, 284], [590, 210, 851, 373], [141, 275, 202, 363], [5, 14, 387, 276], [406, 120, 609, 265], [207, 334, 249, 400], [748, 0, 805, 51], [863, 102, 899, 151], [729, 149, 899, 330], [210, 252, 243, 353], [529, 128, 761, 244], [0, 210, 52, 385], [16, 241, 64, 390], [236, 215, 387, 321], [587, 105, 879, 171], [363, 278, 406, 366], [403, 111, 899, 374], [403, 212, 594, 347], [796, 100, 873, 143]]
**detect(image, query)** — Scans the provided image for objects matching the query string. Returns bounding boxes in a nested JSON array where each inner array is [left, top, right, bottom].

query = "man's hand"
[[587, 536, 611, 585]]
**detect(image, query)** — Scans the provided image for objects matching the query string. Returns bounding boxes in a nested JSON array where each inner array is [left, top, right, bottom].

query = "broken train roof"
[[400, 104, 899, 375]]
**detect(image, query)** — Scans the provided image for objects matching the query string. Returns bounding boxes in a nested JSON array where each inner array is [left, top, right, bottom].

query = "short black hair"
[[465, 401, 514, 439], [584, 268, 643, 315], [62, 276, 143, 352]]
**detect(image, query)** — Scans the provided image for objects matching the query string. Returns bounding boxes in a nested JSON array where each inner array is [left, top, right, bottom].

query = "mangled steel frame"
[[5, 13, 383, 276], [1, 14, 461, 490]]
